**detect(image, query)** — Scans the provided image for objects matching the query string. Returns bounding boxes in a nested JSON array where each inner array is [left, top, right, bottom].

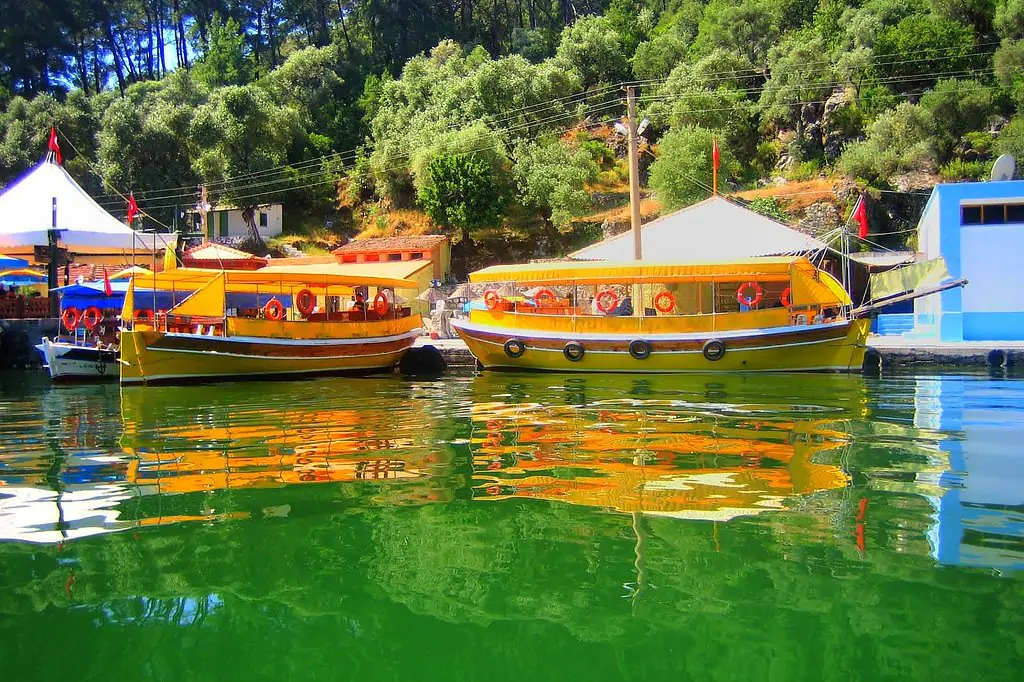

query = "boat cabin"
[[467, 257, 851, 334]]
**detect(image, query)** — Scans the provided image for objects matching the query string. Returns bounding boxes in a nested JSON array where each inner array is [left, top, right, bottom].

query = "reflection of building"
[[914, 376, 1024, 570], [469, 402, 851, 521]]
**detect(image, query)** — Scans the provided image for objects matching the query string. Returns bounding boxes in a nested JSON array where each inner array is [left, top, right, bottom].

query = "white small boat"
[[35, 337, 118, 381]]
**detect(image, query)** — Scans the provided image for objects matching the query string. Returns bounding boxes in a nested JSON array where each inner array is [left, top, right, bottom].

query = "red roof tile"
[[184, 242, 265, 262], [332, 235, 448, 254]]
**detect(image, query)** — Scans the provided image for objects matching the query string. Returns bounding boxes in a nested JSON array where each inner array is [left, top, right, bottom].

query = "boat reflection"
[[467, 373, 857, 521]]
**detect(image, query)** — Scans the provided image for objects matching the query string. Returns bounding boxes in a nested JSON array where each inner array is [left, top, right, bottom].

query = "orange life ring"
[[81, 306, 102, 330], [295, 289, 315, 317], [596, 289, 618, 313], [780, 287, 792, 308], [264, 298, 284, 321], [534, 287, 557, 306], [61, 307, 80, 330], [736, 282, 763, 308], [654, 291, 676, 313], [373, 291, 390, 317], [483, 289, 502, 311], [134, 308, 154, 325]]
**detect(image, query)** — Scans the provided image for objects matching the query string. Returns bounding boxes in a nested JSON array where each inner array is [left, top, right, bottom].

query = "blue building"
[[900, 180, 1024, 341]]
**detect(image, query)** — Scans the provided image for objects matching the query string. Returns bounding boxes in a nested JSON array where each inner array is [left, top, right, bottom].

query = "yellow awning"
[[110, 265, 154, 280], [133, 265, 419, 292], [470, 257, 807, 284], [170, 272, 225, 317]]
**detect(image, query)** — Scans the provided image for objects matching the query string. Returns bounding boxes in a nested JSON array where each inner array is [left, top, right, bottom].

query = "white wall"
[[210, 205, 283, 238], [960, 223, 1024, 313]]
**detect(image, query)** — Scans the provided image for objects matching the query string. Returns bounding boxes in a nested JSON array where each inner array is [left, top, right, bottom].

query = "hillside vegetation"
[[1, 1, 1023, 270]]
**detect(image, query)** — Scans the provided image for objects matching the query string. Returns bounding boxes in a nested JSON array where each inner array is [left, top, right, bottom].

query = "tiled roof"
[[332, 235, 447, 254], [184, 241, 265, 262]]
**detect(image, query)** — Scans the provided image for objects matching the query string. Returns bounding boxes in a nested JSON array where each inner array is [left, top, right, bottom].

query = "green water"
[[0, 370, 1022, 681]]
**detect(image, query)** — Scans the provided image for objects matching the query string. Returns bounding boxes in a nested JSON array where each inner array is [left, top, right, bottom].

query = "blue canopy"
[[0, 254, 28, 270], [53, 281, 292, 312]]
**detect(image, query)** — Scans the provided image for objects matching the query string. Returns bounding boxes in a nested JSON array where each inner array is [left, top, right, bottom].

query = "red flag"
[[126, 192, 138, 225], [47, 127, 62, 165], [853, 195, 868, 239], [712, 137, 720, 170], [103, 266, 112, 297]]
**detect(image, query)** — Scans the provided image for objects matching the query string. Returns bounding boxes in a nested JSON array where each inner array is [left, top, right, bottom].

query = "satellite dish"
[[991, 154, 1016, 181]]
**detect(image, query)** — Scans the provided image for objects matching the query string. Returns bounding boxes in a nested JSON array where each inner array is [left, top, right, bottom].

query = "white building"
[[189, 203, 284, 240]]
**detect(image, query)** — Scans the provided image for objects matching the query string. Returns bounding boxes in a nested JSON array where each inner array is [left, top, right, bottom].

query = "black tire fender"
[[628, 339, 651, 360], [563, 341, 585, 362], [504, 338, 526, 358], [702, 339, 726, 361]]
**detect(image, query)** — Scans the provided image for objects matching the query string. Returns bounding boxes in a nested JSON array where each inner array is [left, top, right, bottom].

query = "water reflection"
[[467, 373, 855, 521]]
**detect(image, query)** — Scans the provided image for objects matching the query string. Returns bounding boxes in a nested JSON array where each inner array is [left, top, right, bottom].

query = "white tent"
[[571, 196, 825, 261], [0, 159, 175, 254]]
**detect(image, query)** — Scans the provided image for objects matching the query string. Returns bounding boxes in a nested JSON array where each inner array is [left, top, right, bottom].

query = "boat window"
[[646, 282, 713, 315], [716, 281, 790, 313]]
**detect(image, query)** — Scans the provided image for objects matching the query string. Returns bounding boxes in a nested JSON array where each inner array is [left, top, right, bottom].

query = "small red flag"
[[103, 267, 112, 297], [126, 192, 139, 225], [47, 127, 62, 165], [853, 195, 868, 239], [712, 137, 720, 170]]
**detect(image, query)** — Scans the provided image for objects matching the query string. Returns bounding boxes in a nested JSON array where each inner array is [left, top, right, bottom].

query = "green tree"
[[553, 15, 630, 89], [192, 13, 253, 88], [417, 154, 507, 240], [919, 79, 995, 163], [839, 102, 937, 181], [872, 14, 977, 91], [995, 0, 1024, 38], [994, 40, 1024, 111], [631, 32, 689, 80], [760, 33, 835, 140], [993, 115, 1024, 160], [692, 0, 780, 66], [512, 139, 597, 231], [648, 126, 737, 210]]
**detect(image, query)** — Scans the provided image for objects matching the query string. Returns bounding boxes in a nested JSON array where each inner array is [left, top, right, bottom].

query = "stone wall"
[[0, 318, 59, 369]]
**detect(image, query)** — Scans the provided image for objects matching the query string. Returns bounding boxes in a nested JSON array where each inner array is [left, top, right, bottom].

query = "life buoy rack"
[[703, 339, 727, 361], [484, 289, 502, 311], [503, 338, 526, 358], [81, 306, 102, 330], [373, 291, 391, 317], [295, 289, 315, 317], [533, 288, 557, 306], [736, 281, 763, 308], [61, 307, 80, 330], [628, 339, 651, 360], [134, 308, 155, 325], [654, 291, 675, 314], [563, 341, 585, 362], [596, 289, 618, 313], [264, 298, 285, 321], [780, 287, 792, 308]]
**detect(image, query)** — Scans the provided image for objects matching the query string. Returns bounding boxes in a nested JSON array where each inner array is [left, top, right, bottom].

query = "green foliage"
[[192, 14, 253, 88], [748, 197, 793, 222], [939, 158, 989, 180], [512, 140, 597, 231], [553, 15, 630, 89], [919, 79, 995, 163], [418, 155, 507, 240], [993, 115, 1024, 159], [760, 33, 834, 138], [872, 14, 977, 91], [787, 158, 822, 181], [649, 126, 736, 210], [839, 103, 937, 182], [606, 0, 650, 56], [994, 40, 1024, 111], [693, 0, 781, 66], [995, 0, 1024, 38], [631, 33, 689, 80]]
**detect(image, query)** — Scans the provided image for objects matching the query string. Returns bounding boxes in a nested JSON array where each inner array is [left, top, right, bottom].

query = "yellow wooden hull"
[[452, 317, 870, 373], [120, 315, 422, 384]]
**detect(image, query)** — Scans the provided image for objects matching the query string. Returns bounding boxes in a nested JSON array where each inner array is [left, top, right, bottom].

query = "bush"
[[748, 197, 793, 222], [939, 159, 988, 181], [787, 159, 822, 181]]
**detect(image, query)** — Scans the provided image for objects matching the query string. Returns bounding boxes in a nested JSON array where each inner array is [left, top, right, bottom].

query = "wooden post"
[[626, 86, 642, 261]]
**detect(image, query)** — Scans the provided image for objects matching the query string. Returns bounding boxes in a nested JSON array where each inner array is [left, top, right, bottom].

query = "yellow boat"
[[452, 257, 871, 372], [119, 266, 422, 384]]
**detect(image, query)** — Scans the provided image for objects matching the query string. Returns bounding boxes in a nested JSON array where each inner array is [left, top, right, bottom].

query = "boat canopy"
[[133, 266, 418, 293], [469, 257, 851, 306]]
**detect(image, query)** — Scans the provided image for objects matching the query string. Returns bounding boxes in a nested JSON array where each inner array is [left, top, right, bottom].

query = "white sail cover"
[[0, 160, 175, 252]]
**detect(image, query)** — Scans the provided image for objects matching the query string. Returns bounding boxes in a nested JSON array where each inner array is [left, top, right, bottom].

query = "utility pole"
[[626, 86, 642, 261], [199, 185, 210, 240]]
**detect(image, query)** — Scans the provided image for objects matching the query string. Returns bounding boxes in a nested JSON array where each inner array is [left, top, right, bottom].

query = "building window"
[[982, 205, 1007, 225], [961, 206, 982, 225], [341, 254, 357, 263], [364, 254, 379, 262], [410, 252, 424, 260], [259, 212, 268, 227], [1008, 203, 1024, 223], [388, 253, 402, 261]]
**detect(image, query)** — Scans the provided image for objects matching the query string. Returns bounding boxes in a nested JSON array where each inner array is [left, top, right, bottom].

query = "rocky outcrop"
[[797, 202, 841, 238]]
